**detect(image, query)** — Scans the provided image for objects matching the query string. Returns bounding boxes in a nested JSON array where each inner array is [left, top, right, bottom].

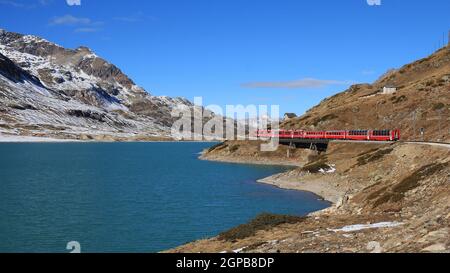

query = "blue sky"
[[1, 0, 449, 116]]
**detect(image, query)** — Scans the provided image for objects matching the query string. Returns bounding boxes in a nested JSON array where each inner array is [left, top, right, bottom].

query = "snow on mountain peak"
[[0, 30, 197, 139], [76, 46, 94, 54]]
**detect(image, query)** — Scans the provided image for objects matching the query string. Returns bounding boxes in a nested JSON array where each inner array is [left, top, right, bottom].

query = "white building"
[[382, 85, 397, 95]]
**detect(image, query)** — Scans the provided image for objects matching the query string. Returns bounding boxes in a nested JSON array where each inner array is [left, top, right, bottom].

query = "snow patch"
[[319, 164, 336, 174], [329, 222, 404, 233], [232, 247, 247, 253]]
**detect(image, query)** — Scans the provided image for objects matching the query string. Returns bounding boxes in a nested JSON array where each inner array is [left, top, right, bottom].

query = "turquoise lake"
[[0, 142, 329, 253]]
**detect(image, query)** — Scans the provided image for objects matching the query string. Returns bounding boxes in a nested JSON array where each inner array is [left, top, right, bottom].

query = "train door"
[[394, 130, 400, 141]]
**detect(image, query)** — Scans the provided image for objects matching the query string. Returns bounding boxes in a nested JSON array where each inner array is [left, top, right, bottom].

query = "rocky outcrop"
[[0, 52, 41, 85]]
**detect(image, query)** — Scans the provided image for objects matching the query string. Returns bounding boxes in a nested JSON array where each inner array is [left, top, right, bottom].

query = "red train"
[[256, 129, 401, 142]]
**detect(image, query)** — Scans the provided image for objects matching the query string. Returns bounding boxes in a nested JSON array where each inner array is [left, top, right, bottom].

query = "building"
[[284, 113, 297, 120], [382, 85, 397, 95]]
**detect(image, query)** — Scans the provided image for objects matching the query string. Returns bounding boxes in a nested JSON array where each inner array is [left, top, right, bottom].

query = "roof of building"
[[284, 113, 297, 118]]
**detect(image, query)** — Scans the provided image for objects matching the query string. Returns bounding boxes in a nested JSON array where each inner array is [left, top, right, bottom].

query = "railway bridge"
[[279, 138, 330, 152]]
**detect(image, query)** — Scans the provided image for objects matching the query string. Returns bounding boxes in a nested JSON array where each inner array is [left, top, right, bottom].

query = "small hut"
[[284, 113, 297, 121], [382, 85, 397, 95]]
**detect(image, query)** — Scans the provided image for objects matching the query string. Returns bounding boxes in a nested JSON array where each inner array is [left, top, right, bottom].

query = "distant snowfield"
[[0, 134, 78, 143]]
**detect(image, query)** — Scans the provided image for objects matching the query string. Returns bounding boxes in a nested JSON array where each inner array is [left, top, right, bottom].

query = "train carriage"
[[256, 129, 401, 142]]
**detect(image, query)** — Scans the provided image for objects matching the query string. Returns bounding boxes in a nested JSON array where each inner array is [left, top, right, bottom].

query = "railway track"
[[404, 141, 450, 149], [331, 140, 450, 148]]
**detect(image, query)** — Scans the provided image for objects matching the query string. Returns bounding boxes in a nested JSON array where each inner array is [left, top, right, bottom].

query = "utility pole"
[[412, 110, 417, 141], [352, 106, 359, 129], [448, 30, 450, 47], [443, 32, 445, 48], [437, 109, 443, 142], [376, 101, 383, 128]]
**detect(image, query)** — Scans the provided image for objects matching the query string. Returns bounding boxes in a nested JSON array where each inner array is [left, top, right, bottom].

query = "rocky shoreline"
[[257, 174, 343, 204], [198, 140, 366, 204], [200, 151, 342, 204], [168, 140, 450, 253]]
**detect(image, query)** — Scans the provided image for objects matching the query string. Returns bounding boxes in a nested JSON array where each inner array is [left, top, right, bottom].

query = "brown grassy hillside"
[[282, 46, 450, 142]]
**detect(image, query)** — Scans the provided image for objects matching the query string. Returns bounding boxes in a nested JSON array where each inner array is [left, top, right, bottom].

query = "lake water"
[[0, 142, 329, 253]]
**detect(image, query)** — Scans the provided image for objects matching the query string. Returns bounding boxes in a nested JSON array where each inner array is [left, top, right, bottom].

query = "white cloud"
[[241, 78, 353, 89], [114, 13, 144, 23], [49, 14, 103, 33], [114, 12, 157, 23], [66, 0, 81, 6], [0, 0, 53, 8], [0, 0, 23, 7], [0, 0, 33, 8], [50, 14, 91, 25], [75, 27, 100, 33], [39, 0, 53, 5], [362, 70, 376, 75]]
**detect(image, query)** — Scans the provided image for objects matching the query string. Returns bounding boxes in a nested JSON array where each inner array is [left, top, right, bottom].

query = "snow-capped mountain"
[[0, 29, 195, 140]]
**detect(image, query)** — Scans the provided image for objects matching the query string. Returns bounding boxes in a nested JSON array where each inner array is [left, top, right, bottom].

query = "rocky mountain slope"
[[282, 46, 450, 142], [0, 29, 195, 140]]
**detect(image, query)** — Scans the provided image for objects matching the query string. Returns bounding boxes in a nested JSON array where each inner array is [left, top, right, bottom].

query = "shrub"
[[372, 162, 448, 208], [425, 80, 435, 86], [392, 162, 448, 193], [312, 114, 337, 126], [302, 155, 329, 173], [207, 142, 227, 153], [432, 102, 445, 111], [356, 148, 394, 167], [390, 95, 407, 104], [229, 145, 240, 153], [218, 213, 306, 242]]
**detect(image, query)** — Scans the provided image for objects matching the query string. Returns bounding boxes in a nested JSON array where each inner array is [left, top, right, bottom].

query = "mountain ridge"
[[0, 29, 196, 140]]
